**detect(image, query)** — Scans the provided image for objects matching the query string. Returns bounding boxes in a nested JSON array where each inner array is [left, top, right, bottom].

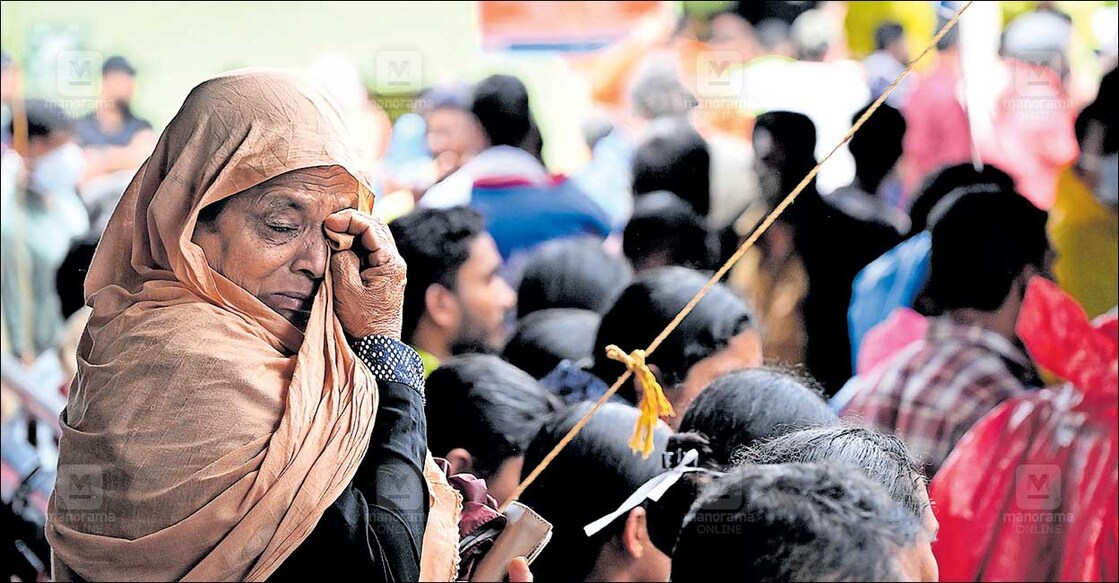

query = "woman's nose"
[[293, 234, 330, 280]]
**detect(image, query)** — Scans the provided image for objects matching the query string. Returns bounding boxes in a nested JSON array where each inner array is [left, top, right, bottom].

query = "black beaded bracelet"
[[349, 335, 426, 398]]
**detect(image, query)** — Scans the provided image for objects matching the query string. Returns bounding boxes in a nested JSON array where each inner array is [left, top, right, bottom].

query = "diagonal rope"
[[500, 0, 975, 512]]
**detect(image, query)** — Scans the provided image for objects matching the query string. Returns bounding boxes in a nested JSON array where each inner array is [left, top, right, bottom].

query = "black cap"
[[102, 55, 136, 76]]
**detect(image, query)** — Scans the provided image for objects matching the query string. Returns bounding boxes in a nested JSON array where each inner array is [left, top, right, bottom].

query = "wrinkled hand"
[[324, 209, 406, 339]]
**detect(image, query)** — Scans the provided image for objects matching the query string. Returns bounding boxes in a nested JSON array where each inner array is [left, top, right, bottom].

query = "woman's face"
[[192, 166, 356, 330]]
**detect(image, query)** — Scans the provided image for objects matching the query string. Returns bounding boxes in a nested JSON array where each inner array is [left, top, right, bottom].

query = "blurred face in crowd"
[[193, 166, 355, 330], [27, 129, 73, 161], [101, 71, 137, 107], [435, 233, 516, 354], [753, 127, 785, 203], [664, 328, 763, 430], [425, 106, 486, 176], [888, 34, 910, 64], [709, 12, 757, 64]]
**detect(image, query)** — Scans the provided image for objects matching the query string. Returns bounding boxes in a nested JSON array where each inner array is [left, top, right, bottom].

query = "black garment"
[[57, 240, 98, 319], [786, 186, 903, 395], [270, 339, 429, 581], [74, 109, 151, 148]]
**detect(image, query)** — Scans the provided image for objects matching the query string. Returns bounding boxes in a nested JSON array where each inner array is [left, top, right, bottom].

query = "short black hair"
[[925, 186, 1049, 312], [520, 402, 670, 581], [935, 15, 959, 51], [908, 163, 1016, 235], [632, 117, 711, 217], [754, 110, 817, 165], [624, 191, 715, 272], [753, 111, 817, 201], [389, 207, 487, 343], [591, 266, 755, 403], [848, 102, 906, 187], [515, 237, 632, 319], [24, 98, 72, 139], [874, 21, 906, 52], [678, 367, 837, 467], [425, 354, 560, 480], [502, 308, 601, 379], [741, 425, 929, 519], [471, 74, 532, 148], [101, 55, 136, 76], [672, 462, 920, 582]]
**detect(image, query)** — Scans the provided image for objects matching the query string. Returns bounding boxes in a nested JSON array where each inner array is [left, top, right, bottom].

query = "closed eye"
[[267, 222, 298, 234]]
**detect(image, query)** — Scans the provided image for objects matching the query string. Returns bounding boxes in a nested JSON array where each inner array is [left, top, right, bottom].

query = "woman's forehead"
[[247, 166, 359, 209]]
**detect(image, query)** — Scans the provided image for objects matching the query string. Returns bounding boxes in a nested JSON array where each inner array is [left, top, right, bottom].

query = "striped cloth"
[[842, 316, 1040, 475]]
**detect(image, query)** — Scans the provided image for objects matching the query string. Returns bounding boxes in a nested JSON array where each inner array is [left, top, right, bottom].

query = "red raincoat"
[[930, 278, 1118, 581]]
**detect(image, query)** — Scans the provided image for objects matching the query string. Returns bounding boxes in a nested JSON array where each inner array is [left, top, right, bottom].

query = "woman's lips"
[[268, 292, 312, 312]]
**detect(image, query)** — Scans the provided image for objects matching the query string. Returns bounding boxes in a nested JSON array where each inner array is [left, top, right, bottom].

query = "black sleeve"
[[270, 338, 429, 582], [351, 337, 430, 582], [352, 378, 429, 582]]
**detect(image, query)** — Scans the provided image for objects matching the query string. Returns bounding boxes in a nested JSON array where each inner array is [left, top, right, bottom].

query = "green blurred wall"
[[0, 1, 593, 170]]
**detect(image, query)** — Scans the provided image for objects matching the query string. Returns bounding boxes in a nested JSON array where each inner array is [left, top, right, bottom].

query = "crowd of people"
[[2, 1, 1117, 581]]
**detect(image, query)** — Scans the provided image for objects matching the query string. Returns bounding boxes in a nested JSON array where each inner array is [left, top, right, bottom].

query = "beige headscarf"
[[46, 69, 460, 581]]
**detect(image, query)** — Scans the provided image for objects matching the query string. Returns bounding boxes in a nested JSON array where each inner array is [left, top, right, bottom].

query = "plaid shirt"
[[842, 317, 1040, 475]]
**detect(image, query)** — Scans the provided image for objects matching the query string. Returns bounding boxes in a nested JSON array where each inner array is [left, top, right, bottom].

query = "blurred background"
[[2, 2, 1117, 580]]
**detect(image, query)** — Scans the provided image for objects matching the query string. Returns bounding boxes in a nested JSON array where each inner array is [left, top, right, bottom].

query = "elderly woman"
[[45, 70, 459, 581]]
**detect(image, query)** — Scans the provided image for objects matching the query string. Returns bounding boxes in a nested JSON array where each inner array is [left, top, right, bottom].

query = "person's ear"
[[445, 448, 475, 476], [621, 507, 652, 560], [425, 283, 460, 330]]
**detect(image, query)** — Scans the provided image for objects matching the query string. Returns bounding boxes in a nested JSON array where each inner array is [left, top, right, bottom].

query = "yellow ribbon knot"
[[605, 345, 675, 459]]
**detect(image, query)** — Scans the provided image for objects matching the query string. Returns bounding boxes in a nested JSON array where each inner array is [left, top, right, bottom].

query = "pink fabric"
[[978, 60, 1078, 210], [902, 59, 973, 195], [856, 307, 929, 376]]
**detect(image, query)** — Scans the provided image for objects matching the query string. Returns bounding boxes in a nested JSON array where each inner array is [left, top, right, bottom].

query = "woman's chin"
[[272, 306, 311, 331]]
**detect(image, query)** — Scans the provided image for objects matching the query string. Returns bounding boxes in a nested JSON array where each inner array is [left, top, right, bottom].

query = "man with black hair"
[[623, 190, 714, 273], [420, 74, 550, 208], [864, 21, 910, 106], [74, 55, 155, 184], [844, 186, 1049, 474], [388, 206, 516, 376], [417, 82, 486, 185], [747, 111, 901, 394], [590, 266, 761, 428], [425, 354, 560, 505], [672, 462, 923, 582], [630, 117, 711, 218], [830, 102, 910, 235]]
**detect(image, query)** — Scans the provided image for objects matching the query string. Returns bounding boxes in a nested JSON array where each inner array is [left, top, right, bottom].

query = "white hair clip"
[[583, 449, 706, 537]]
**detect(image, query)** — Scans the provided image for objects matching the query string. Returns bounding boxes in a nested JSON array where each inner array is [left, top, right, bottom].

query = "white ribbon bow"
[[583, 449, 702, 537]]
